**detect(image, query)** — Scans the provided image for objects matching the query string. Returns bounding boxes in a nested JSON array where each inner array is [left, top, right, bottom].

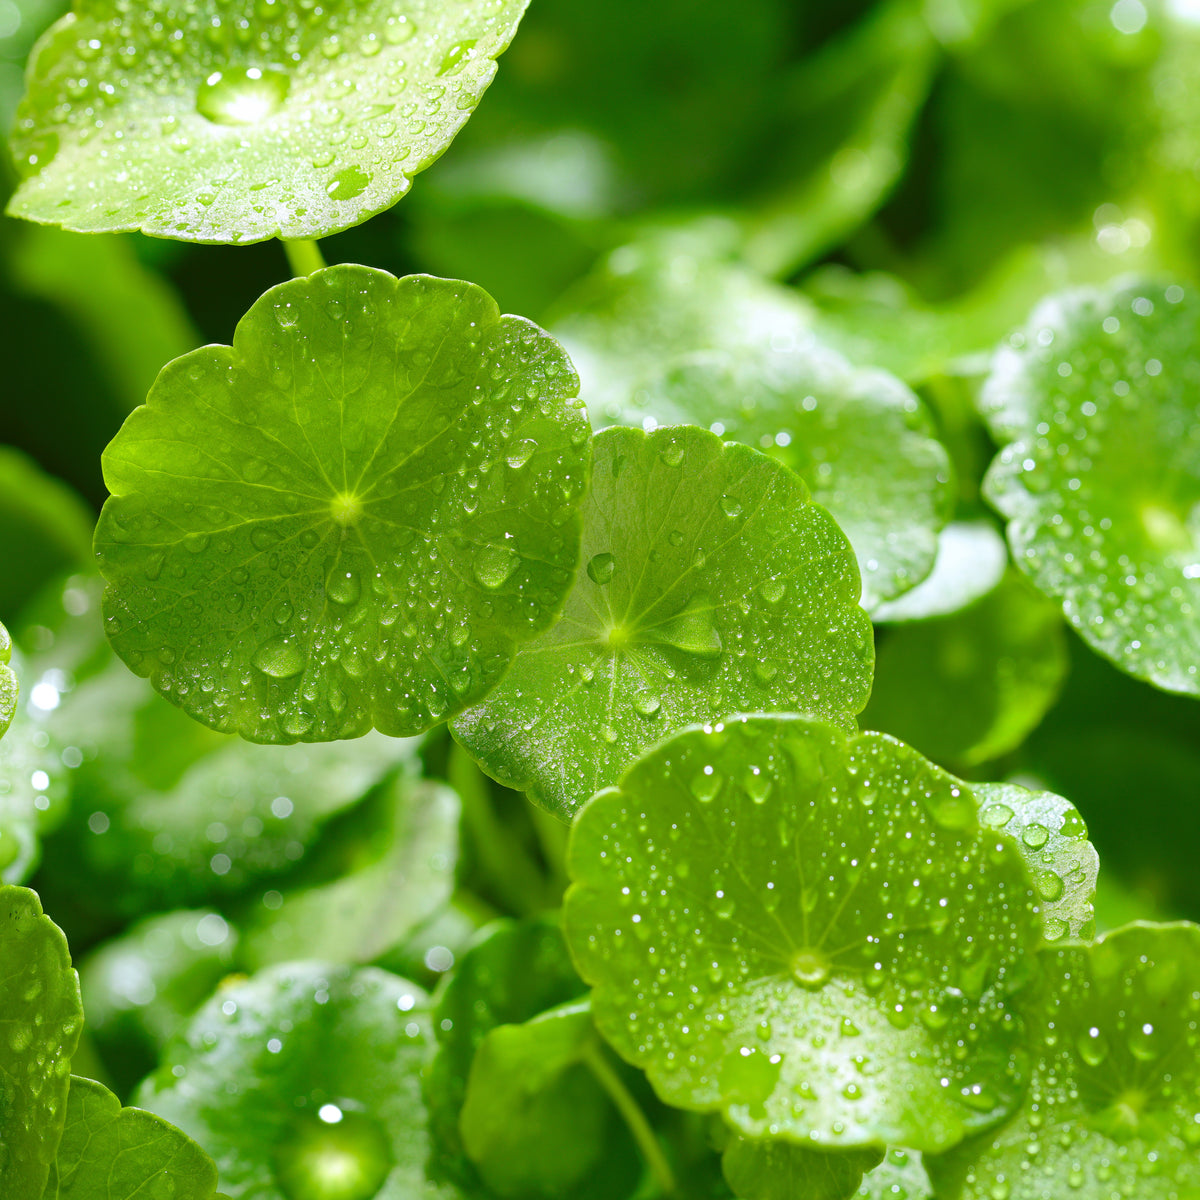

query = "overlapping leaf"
[[928, 923, 1200, 1199], [0, 884, 82, 1197], [564, 715, 1043, 1153], [722, 1138, 884, 1200], [982, 279, 1200, 695], [452, 426, 873, 819], [95, 266, 590, 743], [855, 1148, 931, 1199], [8, 0, 528, 243]]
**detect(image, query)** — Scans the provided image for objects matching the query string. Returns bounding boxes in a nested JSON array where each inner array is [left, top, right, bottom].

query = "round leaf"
[[8, 0, 528, 243], [928, 923, 1200, 1200], [981, 280, 1200, 695], [95, 265, 590, 743], [626, 351, 953, 610], [0, 619, 15, 740], [452, 425, 874, 819], [136, 962, 457, 1199], [722, 1139, 884, 1200], [0, 884, 82, 1197], [564, 714, 1042, 1153], [46, 1075, 220, 1200]]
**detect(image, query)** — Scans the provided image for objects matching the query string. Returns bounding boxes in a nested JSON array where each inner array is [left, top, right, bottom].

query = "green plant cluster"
[[1, 1, 1199, 1198]]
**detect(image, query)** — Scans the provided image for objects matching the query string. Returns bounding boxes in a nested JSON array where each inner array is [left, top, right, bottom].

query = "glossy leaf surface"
[[929, 923, 1200, 1199], [137, 962, 455, 1199], [0, 884, 82, 1197], [722, 1139, 884, 1200], [95, 266, 590, 743], [452, 426, 873, 819], [43, 1075, 219, 1200], [8, 0, 528, 243], [982, 280, 1200, 695], [855, 1148, 931, 1199], [565, 715, 1042, 1152]]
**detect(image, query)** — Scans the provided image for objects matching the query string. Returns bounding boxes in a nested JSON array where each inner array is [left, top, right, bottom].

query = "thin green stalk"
[[283, 238, 327, 277], [581, 1041, 676, 1196]]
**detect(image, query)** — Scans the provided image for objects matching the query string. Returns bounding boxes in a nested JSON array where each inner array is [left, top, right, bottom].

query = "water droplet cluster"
[[564, 714, 1043, 1152], [982, 280, 1200, 695], [9, 0, 529, 242], [452, 425, 874, 819], [95, 267, 590, 743]]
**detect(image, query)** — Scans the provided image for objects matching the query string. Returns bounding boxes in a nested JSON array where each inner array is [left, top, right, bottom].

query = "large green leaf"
[[0, 620, 15, 740], [981, 279, 1200, 695], [928, 922, 1200, 1200], [42, 1075, 219, 1200], [863, 573, 1069, 767], [95, 265, 590, 743], [428, 916, 587, 1191], [564, 715, 1043, 1153], [0, 884, 83, 1197], [722, 1138, 884, 1200], [7, 0, 528, 243], [452, 426, 874, 819], [241, 774, 459, 968], [136, 962, 457, 1199], [625, 351, 952, 610]]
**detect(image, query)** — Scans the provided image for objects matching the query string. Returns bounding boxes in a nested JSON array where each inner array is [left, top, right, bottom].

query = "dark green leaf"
[[928, 922, 1200, 1199], [43, 1075, 219, 1200], [136, 962, 456, 1199], [982, 279, 1200, 694], [8, 0, 528, 243], [452, 425, 874, 819], [722, 1137, 884, 1200], [95, 265, 590, 743], [564, 714, 1042, 1153], [0, 883, 82, 1197]]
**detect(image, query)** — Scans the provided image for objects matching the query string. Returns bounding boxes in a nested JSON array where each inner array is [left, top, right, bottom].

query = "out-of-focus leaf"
[[854, 1148, 932, 1199], [722, 1138, 884, 1200], [0, 619, 14, 740]]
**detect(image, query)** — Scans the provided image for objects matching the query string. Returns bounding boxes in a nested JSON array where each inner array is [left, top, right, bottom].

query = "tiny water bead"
[[196, 66, 290, 126], [273, 1109, 392, 1200]]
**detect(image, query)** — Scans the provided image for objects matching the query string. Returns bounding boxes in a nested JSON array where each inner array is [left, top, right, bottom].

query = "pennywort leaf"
[[8, 0, 529, 243], [0, 620, 15, 740], [927, 923, 1200, 1200], [452, 426, 874, 819], [43, 1075, 220, 1200], [722, 1138, 884, 1200], [855, 1148, 931, 1199], [136, 962, 454, 1199], [982, 279, 1200, 695], [95, 266, 590, 743], [564, 715, 1042, 1153], [0, 884, 83, 1197]]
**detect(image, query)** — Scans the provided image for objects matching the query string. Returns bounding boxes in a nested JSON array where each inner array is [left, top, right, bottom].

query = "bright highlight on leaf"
[[0, 619, 15, 741], [7, 0, 529, 243], [0, 884, 83, 1198], [928, 922, 1200, 1200], [564, 715, 1043, 1153], [452, 426, 874, 819], [44, 1076, 220, 1200], [982, 279, 1200, 695], [95, 266, 590, 744]]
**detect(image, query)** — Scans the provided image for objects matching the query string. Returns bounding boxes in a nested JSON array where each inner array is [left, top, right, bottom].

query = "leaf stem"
[[581, 1041, 676, 1196], [283, 238, 327, 277]]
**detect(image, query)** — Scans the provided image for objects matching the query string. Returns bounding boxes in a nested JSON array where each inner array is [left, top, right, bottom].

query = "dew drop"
[[632, 693, 661, 718], [272, 1108, 393, 1200], [326, 166, 371, 201], [587, 553, 616, 585], [253, 636, 305, 679], [196, 66, 289, 126], [473, 544, 520, 590]]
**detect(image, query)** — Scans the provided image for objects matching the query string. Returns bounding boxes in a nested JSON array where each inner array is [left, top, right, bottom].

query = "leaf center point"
[[330, 492, 363, 526], [789, 948, 831, 989]]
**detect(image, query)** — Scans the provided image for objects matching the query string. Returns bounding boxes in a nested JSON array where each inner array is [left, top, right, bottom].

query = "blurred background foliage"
[[2, 0, 1199, 1099]]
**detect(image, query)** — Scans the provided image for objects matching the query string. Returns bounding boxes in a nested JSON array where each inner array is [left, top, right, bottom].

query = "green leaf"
[[459, 999, 641, 1200], [871, 520, 1009, 624], [563, 714, 1043, 1153], [0, 620, 15, 740], [981, 279, 1200, 695], [722, 1138, 884, 1200], [42, 1075, 219, 1200], [0, 884, 83, 1197], [862, 573, 1069, 767], [7, 0, 529, 243], [973, 780, 1098, 942], [95, 265, 590, 743], [79, 909, 237, 1092], [0, 446, 94, 620], [854, 1148, 931, 1199], [241, 774, 459, 969], [452, 426, 874, 819], [136, 962, 456, 1199], [428, 916, 587, 1190], [625, 351, 953, 610], [927, 922, 1200, 1200]]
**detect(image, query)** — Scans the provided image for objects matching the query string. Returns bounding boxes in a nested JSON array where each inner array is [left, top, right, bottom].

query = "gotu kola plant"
[[1, 1, 1199, 1199]]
